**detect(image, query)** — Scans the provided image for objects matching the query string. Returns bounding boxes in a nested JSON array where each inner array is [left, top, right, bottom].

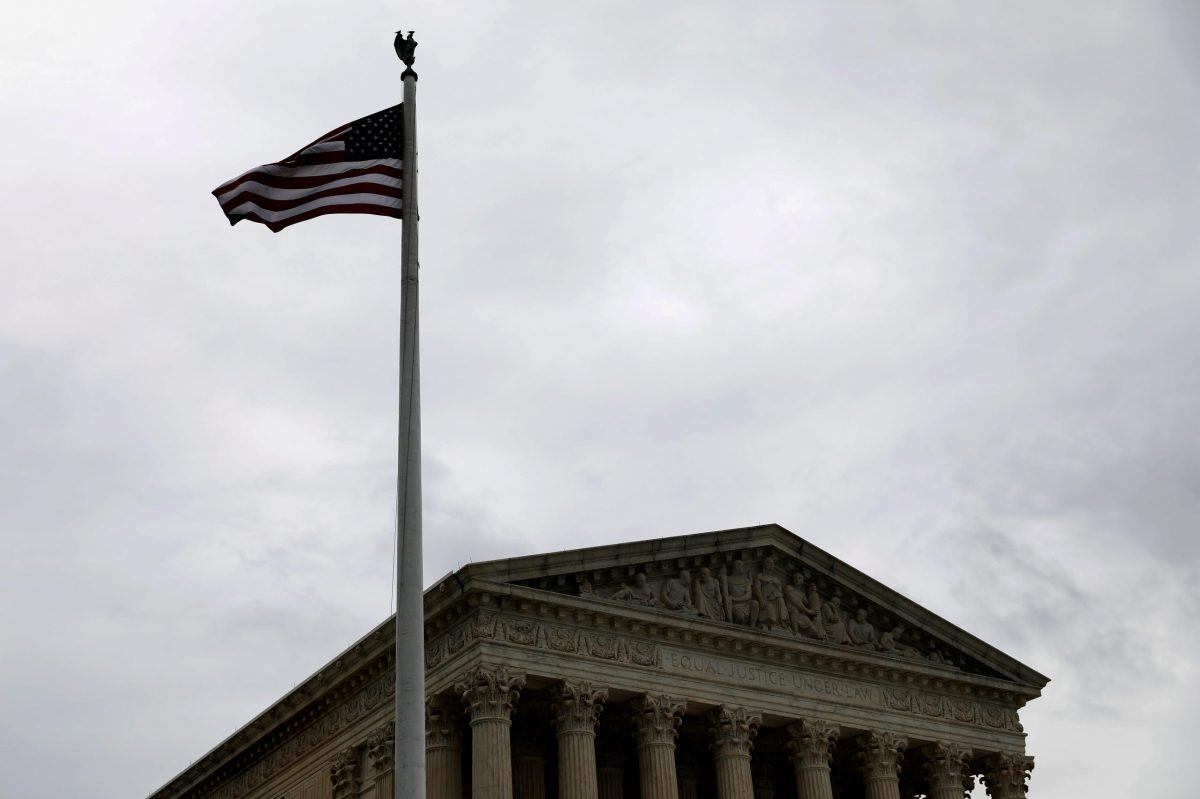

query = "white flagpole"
[[393, 31, 424, 799]]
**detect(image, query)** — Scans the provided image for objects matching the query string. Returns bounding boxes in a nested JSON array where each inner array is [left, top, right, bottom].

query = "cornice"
[[146, 620, 394, 799], [427, 577, 1041, 707], [430, 524, 1049, 689]]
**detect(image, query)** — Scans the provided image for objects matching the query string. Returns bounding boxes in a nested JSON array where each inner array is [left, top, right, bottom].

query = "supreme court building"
[[147, 524, 1046, 799]]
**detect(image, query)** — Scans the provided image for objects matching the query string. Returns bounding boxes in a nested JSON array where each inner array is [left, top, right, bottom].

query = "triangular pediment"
[[446, 523, 1047, 689]]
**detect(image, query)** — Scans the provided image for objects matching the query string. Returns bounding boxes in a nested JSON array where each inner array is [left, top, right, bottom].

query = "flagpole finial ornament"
[[394, 31, 418, 80]]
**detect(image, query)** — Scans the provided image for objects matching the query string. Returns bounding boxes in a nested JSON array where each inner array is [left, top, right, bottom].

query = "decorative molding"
[[982, 752, 1034, 799], [707, 704, 761, 758], [632, 693, 686, 748], [455, 665, 526, 722], [366, 721, 395, 773], [785, 719, 839, 769], [197, 663, 393, 799], [924, 742, 974, 797], [553, 680, 608, 734], [425, 694, 461, 749], [328, 747, 359, 799], [858, 731, 907, 781]]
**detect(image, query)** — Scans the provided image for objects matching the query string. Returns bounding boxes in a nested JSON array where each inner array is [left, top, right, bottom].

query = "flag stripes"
[[213, 105, 403, 232]]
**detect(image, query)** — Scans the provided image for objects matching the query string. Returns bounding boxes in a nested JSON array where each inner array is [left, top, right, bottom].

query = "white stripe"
[[297, 141, 346, 156], [227, 193, 402, 223], [215, 158, 402, 194], [217, 173, 401, 204]]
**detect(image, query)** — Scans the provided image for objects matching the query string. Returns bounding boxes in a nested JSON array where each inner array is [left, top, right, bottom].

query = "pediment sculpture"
[[517, 550, 992, 677]]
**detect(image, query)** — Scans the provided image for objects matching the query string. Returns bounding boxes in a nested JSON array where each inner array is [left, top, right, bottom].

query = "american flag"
[[213, 105, 403, 232]]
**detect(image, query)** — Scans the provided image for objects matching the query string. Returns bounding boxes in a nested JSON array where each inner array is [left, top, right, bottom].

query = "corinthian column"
[[367, 722, 396, 799], [456, 665, 526, 799], [553, 680, 608, 799], [858, 731, 907, 799], [329, 747, 360, 799], [786, 719, 839, 799], [632, 694, 687, 799], [923, 742, 973, 799], [427, 695, 464, 799], [708, 705, 761, 799], [982, 752, 1034, 799]]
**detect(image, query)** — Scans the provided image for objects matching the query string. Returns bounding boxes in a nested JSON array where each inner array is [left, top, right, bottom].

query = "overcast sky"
[[2, 1, 1198, 797]]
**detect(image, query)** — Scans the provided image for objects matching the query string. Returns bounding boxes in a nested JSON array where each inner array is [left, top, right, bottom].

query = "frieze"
[[660, 648, 1020, 733], [186, 665, 394, 799], [424, 611, 662, 671]]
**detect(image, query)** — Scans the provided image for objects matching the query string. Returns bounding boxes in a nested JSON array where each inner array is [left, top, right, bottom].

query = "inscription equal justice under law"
[[661, 647, 881, 707]]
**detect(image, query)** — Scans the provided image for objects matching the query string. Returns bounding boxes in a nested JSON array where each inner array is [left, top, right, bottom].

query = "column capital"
[[786, 719, 840, 769], [455, 664, 526, 723], [982, 752, 1034, 799], [328, 747, 360, 799], [554, 679, 609, 734], [707, 704, 762, 758], [632, 693, 687, 747], [366, 721, 396, 773], [924, 742, 973, 797], [858, 731, 907, 781], [426, 693, 462, 747]]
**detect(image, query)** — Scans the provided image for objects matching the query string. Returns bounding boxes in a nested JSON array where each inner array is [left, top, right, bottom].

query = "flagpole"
[[393, 31, 424, 799]]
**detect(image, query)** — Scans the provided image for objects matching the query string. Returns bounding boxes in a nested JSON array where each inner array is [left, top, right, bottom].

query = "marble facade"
[[146, 524, 1045, 799]]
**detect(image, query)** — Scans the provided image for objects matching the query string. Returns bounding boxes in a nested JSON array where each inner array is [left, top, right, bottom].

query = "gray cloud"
[[1, 1, 1197, 797]]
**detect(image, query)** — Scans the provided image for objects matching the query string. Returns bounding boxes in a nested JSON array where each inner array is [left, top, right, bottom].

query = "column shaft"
[[858, 732, 907, 799], [456, 666, 526, 799], [633, 694, 687, 799], [708, 705, 760, 799], [559, 732, 599, 799], [471, 718, 514, 799], [368, 722, 396, 799], [786, 719, 839, 799], [513, 751, 546, 799], [597, 764, 624, 799], [427, 696, 464, 799], [554, 680, 608, 799], [924, 742, 973, 799], [427, 743, 463, 799]]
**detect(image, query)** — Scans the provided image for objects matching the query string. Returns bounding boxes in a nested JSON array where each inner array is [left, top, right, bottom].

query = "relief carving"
[[848, 608, 879, 650], [328, 747, 359, 799], [660, 570, 698, 614], [632, 693, 686, 747], [723, 560, 761, 627], [206, 666, 396, 799], [455, 664, 526, 722], [786, 718, 839, 769], [543, 551, 975, 673], [982, 752, 1034, 799], [553, 679, 609, 734], [783, 573, 825, 640], [425, 694, 460, 749], [924, 742, 974, 798], [366, 721, 395, 773], [693, 566, 726, 621], [609, 572, 658, 607], [707, 704, 761, 757], [753, 556, 787, 631], [858, 731, 907, 781]]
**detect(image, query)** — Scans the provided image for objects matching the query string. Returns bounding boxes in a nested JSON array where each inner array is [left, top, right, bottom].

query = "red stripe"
[[229, 203, 403, 233], [218, 181, 401, 214], [214, 163, 402, 195]]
